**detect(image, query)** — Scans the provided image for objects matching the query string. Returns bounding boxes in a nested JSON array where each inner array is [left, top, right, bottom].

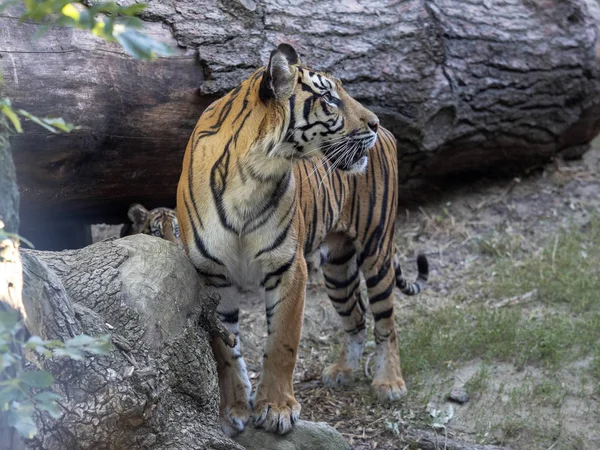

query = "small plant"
[[465, 364, 490, 397], [0, 310, 112, 439]]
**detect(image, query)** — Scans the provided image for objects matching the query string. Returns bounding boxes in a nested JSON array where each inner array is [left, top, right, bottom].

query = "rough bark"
[[0, 238, 26, 450], [0, 118, 19, 234], [20, 235, 244, 450], [3, 0, 600, 231], [0, 110, 26, 450]]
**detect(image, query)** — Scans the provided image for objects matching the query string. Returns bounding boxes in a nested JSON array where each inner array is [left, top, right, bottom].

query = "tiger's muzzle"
[[330, 131, 378, 173]]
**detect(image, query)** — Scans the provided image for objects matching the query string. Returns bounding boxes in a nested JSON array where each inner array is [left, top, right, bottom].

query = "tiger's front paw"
[[252, 395, 301, 435], [220, 401, 252, 437], [322, 363, 353, 387], [372, 377, 407, 402]]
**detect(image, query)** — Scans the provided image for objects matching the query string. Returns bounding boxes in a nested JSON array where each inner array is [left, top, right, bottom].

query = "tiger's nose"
[[367, 119, 379, 133]]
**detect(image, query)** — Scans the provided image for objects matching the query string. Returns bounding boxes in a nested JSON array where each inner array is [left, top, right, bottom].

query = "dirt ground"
[[92, 143, 600, 449]]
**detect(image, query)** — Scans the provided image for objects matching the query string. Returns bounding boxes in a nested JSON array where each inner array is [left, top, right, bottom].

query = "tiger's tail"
[[394, 254, 429, 296]]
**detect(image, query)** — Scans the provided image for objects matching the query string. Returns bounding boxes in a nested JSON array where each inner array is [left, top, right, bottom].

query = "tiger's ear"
[[260, 43, 299, 102], [127, 203, 149, 226]]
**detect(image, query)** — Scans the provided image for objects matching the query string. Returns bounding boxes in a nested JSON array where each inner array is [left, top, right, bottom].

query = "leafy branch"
[[4, 0, 175, 60], [0, 98, 78, 135], [0, 0, 176, 133], [0, 310, 112, 439]]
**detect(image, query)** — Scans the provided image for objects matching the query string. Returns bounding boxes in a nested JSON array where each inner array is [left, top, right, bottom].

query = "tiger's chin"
[[341, 155, 369, 174]]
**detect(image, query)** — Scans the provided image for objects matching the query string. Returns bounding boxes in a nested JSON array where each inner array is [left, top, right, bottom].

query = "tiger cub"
[[176, 44, 428, 435], [120, 203, 182, 248]]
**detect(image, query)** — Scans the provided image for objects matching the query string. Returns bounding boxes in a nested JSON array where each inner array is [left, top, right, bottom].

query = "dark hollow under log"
[[2, 0, 600, 248]]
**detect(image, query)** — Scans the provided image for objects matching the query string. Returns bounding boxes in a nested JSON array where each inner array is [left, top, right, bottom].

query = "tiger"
[[176, 43, 428, 436], [120, 203, 182, 248]]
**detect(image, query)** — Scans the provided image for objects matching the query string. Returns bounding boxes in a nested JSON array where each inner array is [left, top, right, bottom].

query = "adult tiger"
[[176, 44, 428, 436]]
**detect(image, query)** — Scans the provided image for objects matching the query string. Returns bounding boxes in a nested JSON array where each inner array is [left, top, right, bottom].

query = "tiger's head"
[[260, 44, 380, 173], [120, 203, 182, 248]]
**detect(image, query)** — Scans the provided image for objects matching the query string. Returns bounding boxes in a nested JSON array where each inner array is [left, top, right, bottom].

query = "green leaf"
[[34, 391, 62, 419], [17, 109, 59, 133], [0, 310, 19, 334], [65, 334, 95, 347], [115, 28, 175, 60], [0, 385, 23, 411], [20, 370, 55, 388], [0, 351, 18, 370], [77, 8, 94, 30], [1, 103, 23, 133], [26, 336, 54, 357], [36, 399, 62, 419], [53, 347, 84, 360], [121, 4, 147, 16], [0, 230, 35, 248], [7, 401, 38, 439], [39, 116, 77, 132], [33, 391, 61, 403], [85, 335, 113, 355]]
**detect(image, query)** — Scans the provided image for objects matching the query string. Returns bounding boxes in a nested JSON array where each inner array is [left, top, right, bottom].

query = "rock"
[[19, 236, 243, 450], [234, 420, 351, 450], [448, 387, 470, 404]]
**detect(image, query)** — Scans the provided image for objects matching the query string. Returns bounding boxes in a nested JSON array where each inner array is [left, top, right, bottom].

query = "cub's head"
[[260, 43, 379, 173], [120, 204, 182, 248]]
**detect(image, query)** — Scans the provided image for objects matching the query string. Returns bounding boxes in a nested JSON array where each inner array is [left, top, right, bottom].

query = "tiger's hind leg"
[[361, 251, 407, 402], [321, 235, 367, 387]]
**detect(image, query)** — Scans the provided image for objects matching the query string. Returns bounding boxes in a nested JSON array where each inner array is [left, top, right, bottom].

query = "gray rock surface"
[[20, 236, 243, 450], [234, 420, 351, 450]]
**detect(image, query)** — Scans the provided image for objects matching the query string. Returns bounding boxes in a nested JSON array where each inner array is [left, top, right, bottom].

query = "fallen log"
[[2, 0, 600, 249]]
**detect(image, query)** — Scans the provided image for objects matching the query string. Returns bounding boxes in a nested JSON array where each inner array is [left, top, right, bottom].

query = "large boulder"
[[18, 235, 351, 449]]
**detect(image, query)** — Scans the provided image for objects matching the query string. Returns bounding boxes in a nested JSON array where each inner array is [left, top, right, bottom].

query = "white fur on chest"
[[190, 210, 297, 292]]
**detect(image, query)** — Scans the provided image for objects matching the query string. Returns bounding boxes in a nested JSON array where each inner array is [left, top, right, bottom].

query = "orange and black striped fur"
[[176, 44, 428, 436], [120, 203, 182, 248]]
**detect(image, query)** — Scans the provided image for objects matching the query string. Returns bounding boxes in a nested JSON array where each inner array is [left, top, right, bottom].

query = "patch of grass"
[[505, 376, 566, 409], [399, 215, 600, 378], [398, 307, 600, 377], [499, 416, 527, 440], [531, 378, 565, 407], [475, 230, 527, 258], [592, 346, 600, 394], [465, 364, 490, 397], [492, 215, 600, 313]]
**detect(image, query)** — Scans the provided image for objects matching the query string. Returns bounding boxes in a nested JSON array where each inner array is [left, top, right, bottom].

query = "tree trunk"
[[3, 0, 600, 239], [0, 120, 19, 234], [20, 236, 244, 450], [0, 114, 26, 450]]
